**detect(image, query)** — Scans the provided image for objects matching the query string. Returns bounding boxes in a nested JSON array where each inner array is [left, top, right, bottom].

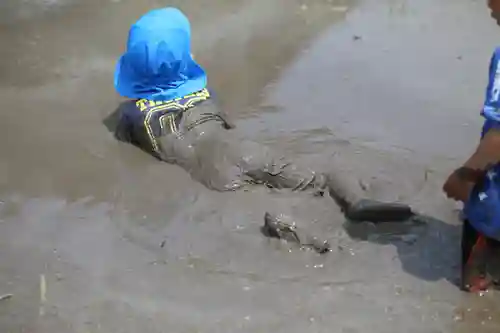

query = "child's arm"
[[444, 128, 500, 202], [462, 128, 500, 172], [465, 47, 500, 172], [443, 48, 500, 201]]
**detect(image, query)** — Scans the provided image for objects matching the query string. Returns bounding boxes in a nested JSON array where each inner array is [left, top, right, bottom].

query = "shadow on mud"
[[344, 215, 461, 287], [103, 103, 130, 142], [103, 102, 155, 154]]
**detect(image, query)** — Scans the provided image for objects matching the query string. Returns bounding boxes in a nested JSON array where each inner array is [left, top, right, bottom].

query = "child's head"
[[114, 7, 207, 101], [489, 0, 500, 25]]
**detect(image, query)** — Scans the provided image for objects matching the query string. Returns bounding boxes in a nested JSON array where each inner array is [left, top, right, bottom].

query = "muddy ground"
[[1, 0, 500, 332]]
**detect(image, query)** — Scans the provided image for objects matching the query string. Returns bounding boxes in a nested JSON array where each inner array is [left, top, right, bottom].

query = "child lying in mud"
[[111, 7, 414, 252], [443, 0, 500, 293]]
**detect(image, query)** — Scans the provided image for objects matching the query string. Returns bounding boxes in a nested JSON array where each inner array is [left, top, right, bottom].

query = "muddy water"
[[1, 0, 500, 332]]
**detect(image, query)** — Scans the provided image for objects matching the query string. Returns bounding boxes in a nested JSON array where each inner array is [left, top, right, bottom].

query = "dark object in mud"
[[326, 173, 415, 223], [262, 212, 330, 254], [345, 199, 415, 223]]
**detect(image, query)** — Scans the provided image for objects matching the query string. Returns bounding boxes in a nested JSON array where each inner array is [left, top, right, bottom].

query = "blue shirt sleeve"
[[481, 48, 500, 133]]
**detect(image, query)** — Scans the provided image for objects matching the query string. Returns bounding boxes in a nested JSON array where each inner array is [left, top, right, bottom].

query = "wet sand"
[[1, 0, 500, 332]]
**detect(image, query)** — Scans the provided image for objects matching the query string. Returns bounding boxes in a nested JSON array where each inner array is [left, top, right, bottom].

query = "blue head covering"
[[114, 7, 207, 101]]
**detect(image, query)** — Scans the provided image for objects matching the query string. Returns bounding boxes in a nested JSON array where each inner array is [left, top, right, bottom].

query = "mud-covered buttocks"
[[262, 212, 330, 254]]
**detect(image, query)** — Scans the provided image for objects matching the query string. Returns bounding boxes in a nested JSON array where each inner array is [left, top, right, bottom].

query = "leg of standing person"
[[461, 219, 492, 292]]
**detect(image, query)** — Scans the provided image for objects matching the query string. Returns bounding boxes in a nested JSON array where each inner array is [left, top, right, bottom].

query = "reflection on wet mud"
[[196, 0, 355, 116]]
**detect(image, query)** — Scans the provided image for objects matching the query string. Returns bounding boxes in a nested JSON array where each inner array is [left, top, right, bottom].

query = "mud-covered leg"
[[239, 140, 414, 222], [262, 212, 330, 254], [238, 140, 328, 195], [326, 170, 415, 223], [249, 161, 328, 195]]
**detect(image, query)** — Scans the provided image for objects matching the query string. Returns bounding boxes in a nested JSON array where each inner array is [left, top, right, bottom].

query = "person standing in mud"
[[111, 7, 413, 250], [443, 0, 500, 293]]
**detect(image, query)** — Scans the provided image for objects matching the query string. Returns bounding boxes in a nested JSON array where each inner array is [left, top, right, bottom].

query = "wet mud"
[[1, 0, 500, 332]]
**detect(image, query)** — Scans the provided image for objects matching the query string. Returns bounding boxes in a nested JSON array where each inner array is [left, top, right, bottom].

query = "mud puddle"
[[1, 0, 500, 332]]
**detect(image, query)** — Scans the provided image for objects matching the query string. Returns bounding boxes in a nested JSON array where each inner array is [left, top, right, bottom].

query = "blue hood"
[[114, 7, 207, 101]]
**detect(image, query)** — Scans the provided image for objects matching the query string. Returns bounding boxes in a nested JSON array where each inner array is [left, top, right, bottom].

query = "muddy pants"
[[237, 142, 378, 218], [116, 96, 414, 226], [156, 103, 412, 223]]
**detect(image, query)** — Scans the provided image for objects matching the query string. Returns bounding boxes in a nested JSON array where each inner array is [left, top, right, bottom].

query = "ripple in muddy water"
[[0, 0, 76, 24]]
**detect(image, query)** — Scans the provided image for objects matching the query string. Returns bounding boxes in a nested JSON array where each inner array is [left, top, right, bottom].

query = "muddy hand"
[[262, 212, 330, 254], [326, 173, 415, 223]]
